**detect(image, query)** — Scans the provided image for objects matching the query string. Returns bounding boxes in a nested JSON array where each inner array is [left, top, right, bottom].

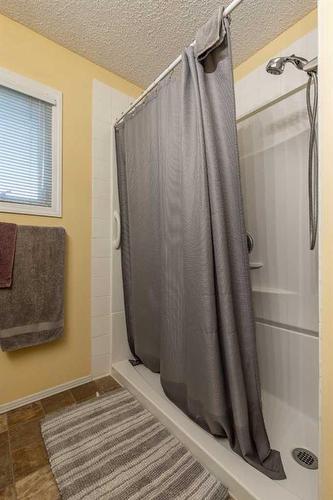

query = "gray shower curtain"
[[115, 8, 285, 480]]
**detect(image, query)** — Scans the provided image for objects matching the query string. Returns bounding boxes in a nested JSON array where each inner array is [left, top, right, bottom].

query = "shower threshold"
[[112, 361, 318, 500]]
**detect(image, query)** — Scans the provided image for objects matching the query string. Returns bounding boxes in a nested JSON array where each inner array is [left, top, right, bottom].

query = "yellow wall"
[[0, 14, 141, 406], [2, 5, 330, 497], [318, 1, 333, 498]]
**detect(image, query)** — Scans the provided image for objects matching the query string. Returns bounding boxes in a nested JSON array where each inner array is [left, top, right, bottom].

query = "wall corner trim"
[[0, 374, 94, 414]]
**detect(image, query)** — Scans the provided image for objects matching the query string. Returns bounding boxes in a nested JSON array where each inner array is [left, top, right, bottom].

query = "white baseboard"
[[0, 374, 94, 414]]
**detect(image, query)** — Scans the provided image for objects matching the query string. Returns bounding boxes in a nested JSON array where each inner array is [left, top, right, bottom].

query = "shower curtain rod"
[[114, 0, 244, 126]]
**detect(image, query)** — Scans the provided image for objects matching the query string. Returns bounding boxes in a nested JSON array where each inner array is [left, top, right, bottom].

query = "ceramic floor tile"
[[71, 382, 98, 402], [0, 443, 12, 490], [9, 420, 43, 451], [0, 432, 8, 448], [12, 442, 48, 482], [7, 403, 44, 427], [0, 415, 7, 434], [41, 390, 75, 414], [95, 376, 121, 394], [0, 485, 16, 499], [15, 466, 60, 500]]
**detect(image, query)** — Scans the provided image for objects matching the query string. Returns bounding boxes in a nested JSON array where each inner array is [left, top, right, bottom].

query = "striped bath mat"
[[41, 388, 229, 499]]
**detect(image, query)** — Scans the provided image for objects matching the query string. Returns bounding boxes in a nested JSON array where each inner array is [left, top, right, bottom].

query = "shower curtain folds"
[[115, 7, 285, 480]]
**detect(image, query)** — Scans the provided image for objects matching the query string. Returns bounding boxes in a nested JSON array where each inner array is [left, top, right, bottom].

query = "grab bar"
[[113, 211, 121, 249]]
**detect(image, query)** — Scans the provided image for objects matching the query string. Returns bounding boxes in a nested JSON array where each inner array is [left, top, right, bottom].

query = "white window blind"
[[0, 68, 62, 217], [0, 84, 54, 207]]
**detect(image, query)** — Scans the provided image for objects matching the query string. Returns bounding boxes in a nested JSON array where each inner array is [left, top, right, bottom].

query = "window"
[[0, 68, 62, 216]]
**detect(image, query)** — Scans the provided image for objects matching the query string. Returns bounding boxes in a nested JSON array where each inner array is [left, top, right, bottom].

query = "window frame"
[[0, 67, 62, 217]]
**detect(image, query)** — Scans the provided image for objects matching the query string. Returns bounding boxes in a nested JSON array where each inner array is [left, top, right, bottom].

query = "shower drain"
[[292, 448, 318, 470]]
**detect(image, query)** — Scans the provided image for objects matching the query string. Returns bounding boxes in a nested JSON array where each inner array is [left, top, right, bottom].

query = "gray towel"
[[0, 225, 65, 351], [0, 222, 17, 288], [194, 6, 226, 61]]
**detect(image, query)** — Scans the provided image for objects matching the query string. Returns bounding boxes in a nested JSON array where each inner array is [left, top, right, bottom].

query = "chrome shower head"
[[266, 57, 286, 75], [266, 55, 309, 75]]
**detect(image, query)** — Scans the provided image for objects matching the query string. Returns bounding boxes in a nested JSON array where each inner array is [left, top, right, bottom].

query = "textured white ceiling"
[[0, 0, 316, 87]]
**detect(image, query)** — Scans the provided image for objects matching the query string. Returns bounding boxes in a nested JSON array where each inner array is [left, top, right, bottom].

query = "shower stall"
[[234, 26, 319, 499], [103, 8, 319, 500]]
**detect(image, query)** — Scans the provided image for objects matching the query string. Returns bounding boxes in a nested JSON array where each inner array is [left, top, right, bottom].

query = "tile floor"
[[0, 376, 121, 499]]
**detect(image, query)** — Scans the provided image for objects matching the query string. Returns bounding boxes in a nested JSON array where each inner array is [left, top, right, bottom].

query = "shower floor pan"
[[112, 361, 318, 500]]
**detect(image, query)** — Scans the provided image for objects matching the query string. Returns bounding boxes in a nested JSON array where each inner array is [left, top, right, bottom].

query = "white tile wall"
[[91, 80, 132, 377], [111, 312, 131, 363], [92, 334, 110, 356], [109, 91, 133, 366], [92, 275, 110, 298], [92, 258, 110, 277], [92, 315, 111, 338], [92, 238, 111, 258], [92, 296, 111, 317], [92, 354, 110, 378]]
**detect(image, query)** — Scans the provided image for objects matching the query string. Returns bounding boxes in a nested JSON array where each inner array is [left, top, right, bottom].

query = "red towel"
[[0, 223, 17, 288]]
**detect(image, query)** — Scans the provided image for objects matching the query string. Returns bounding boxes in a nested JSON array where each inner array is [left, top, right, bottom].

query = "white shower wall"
[[235, 28, 319, 427], [91, 80, 131, 377]]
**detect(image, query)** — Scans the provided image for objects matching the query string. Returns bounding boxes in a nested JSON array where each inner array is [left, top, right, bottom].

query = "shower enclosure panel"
[[238, 89, 318, 335], [235, 28, 319, 500]]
